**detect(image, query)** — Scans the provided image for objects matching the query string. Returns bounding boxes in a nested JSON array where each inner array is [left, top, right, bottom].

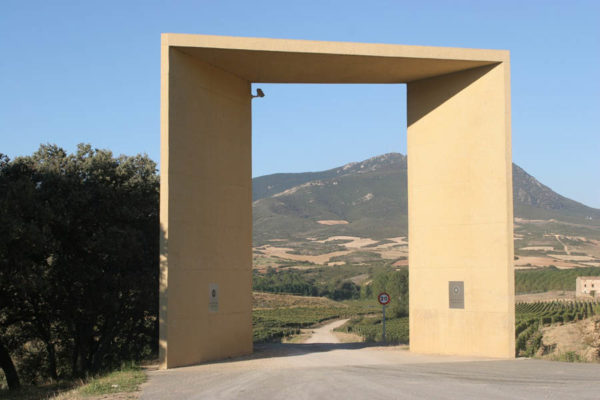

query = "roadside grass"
[[74, 364, 145, 397], [549, 351, 584, 363], [0, 363, 146, 400]]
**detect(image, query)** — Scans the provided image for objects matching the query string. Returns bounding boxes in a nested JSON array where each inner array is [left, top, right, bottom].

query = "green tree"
[[369, 269, 409, 317], [0, 144, 159, 385], [0, 152, 55, 387]]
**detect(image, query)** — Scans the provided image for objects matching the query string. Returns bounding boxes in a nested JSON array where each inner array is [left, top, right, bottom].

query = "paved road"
[[142, 322, 600, 399]]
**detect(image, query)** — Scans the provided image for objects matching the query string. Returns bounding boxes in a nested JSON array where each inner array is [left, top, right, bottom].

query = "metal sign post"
[[378, 292, 391, 344], [382, 304, 386, 343]]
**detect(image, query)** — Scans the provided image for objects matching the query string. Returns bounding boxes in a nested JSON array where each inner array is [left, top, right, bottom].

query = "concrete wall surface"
[[160, 43, 253, 369], [407, 63, 515, 358], [160, 33, 514, 367]]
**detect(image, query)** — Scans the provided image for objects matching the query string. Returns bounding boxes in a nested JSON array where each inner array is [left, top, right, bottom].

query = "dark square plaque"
[[449, 281, 464, 309]]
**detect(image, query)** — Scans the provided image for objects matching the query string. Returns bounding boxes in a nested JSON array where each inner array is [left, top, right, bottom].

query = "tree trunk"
[[0, 339, 20, 390], [44, 341, 58, 381], [71, 342, 79, 378]]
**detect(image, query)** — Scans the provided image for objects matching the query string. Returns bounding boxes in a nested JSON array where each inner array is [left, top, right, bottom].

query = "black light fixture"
[[251, 88, 265, 99]]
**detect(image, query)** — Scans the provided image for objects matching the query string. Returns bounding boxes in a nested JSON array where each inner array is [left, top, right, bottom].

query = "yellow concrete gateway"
[[159, 34, 515, 369]]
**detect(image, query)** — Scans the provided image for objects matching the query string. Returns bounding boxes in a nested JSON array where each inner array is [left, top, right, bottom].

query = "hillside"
[[513, 163, 600, 222], [252, 153, 600, 270], [253, 153, 600, 242], [253, 154, 408, 244]]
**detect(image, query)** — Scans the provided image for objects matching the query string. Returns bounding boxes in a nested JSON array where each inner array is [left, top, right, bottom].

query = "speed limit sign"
[[378, 292, 391, 305], [378, 292, 391, 343]]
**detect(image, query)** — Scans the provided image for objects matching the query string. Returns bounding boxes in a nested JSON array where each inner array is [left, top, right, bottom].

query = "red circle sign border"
[[378, 292, 391, 305]]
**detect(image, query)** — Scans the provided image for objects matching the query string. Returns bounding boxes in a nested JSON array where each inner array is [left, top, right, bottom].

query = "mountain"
[[512, 164, 600, 221], [252, 153, 600, 245]]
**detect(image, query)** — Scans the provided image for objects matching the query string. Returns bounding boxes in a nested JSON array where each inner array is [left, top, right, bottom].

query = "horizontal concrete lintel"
[[162, 33, 509, 63]]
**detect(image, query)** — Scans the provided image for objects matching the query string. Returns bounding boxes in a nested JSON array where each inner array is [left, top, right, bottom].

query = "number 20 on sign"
[[378, 292, 390, 305]]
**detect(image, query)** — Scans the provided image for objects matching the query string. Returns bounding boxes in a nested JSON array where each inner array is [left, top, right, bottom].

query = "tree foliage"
[[515, 266, 600, 294], [252, 267, 361, 300], [0, 144, 159, 387], [369, 269, 409, 318]]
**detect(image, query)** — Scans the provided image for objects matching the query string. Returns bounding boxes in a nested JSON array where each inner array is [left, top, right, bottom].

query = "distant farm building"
[[576, 276, 600, 298]]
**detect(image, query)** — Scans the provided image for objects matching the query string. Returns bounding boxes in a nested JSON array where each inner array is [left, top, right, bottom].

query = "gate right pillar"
[[407, 61, 515, 358]]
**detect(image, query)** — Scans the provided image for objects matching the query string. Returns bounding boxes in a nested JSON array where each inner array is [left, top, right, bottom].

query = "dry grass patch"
[[539, 317, 600, 362], [552, 255, 597, 261], [253, 292, 341, 309], [333, 330, 364, 343], [514, 256, 581, 269], [260, 245, 351, 264]]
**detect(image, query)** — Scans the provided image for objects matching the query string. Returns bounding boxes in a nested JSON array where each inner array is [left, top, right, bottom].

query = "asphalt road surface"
[[142, 320, 600, 400]]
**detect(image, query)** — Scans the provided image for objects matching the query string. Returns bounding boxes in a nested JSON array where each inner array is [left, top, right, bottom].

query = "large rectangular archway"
[[159, 34, 514, 369]]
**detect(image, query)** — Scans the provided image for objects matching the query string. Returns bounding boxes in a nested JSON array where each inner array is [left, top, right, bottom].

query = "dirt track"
[[303, 319, 348, 344]]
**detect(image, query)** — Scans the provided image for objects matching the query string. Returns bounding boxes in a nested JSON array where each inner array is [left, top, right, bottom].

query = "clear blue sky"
[[1, 0, 598, 207]]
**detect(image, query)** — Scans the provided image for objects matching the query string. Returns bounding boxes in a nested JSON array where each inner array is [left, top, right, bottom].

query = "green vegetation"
[[363, 239, 396, 248], [254, 259, 600, 358], [515, 300, 600, 357], [0, 145, 158, 391], [252, 265, 407, 304], [305, 262, 382, 284], [252, 268, 361, 300], [515, 267, 600, 293], [286, 242, 347, 256], [0, 383, 76, 400], [329, 251, 382, 263], [364, 269, 408, 317], [549, 351, 584, 363], [254, 305, 356, 342], [0, 363, 145, 399], [335, 299, 600, 354], [77, 363, 145, 396], [3, 146, 600, 394], [252, 298, 385, 342], [252, 254, 315, 270], [252, 268, 409, 343], [252, 154, 409, 245], [335, 316, 409, 343], [332, 268, 410, 345]]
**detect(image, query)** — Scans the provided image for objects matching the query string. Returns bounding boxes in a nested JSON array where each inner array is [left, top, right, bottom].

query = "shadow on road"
[[203, 341, 395, 365]]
